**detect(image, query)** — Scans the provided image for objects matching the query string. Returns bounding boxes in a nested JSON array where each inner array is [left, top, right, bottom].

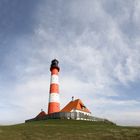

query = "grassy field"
[[0, 119, 140, 140]]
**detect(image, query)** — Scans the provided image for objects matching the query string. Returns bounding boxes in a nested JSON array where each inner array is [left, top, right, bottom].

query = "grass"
[[0, 119, 140, 140]]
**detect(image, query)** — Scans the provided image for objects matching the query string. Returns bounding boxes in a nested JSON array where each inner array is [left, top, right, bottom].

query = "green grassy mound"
[[0, 119, 140, 140]]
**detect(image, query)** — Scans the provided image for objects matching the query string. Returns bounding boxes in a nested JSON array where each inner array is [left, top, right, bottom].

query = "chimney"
[[72, 96, 74, 101]]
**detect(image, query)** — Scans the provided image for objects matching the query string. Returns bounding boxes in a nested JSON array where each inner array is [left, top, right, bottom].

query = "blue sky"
[[0, 0, 140, 126]]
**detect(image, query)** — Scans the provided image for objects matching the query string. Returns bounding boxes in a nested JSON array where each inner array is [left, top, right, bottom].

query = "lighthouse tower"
[[48, 59, 60, 114]]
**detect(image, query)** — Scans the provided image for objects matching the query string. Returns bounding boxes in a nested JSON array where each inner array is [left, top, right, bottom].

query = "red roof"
[[60, 99, 91, 113], [35, 111, 47, 119]]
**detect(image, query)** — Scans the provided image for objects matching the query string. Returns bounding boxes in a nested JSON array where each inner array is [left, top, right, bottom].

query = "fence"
[[25, 112, 107, 123]]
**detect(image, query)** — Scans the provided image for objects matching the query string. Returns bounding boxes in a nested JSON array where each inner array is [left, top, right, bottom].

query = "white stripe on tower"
[[50, 74, 59, 84], [49, 93, 60, 103]]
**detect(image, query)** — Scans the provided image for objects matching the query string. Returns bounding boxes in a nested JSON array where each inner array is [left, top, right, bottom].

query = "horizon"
[[0, 0, 140, 126]]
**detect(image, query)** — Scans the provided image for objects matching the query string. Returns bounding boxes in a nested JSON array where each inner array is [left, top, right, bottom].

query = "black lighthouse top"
[[50, 59, 60, 71]]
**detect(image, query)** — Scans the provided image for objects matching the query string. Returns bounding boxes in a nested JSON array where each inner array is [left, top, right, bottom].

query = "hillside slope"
[[0, 120, 140, 140]]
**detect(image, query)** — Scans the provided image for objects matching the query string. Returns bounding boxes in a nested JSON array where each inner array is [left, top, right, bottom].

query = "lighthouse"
[[48, 59, 60, 114], [26, 59, 98, 123]]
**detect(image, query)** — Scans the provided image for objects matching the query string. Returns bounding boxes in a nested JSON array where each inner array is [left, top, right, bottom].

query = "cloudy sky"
[[0, 0, 140, 126]]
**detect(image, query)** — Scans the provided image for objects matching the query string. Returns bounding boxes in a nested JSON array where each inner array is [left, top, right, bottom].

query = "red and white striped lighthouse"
[[48, 59, 60, 114]]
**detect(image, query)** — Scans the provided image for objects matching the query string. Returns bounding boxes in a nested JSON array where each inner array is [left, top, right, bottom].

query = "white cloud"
[[103, 111, 140, 126], [133, 0, 140, 25]]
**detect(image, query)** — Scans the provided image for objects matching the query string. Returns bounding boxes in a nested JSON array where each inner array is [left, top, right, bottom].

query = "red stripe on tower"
[[48, 59, 60, 114]]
